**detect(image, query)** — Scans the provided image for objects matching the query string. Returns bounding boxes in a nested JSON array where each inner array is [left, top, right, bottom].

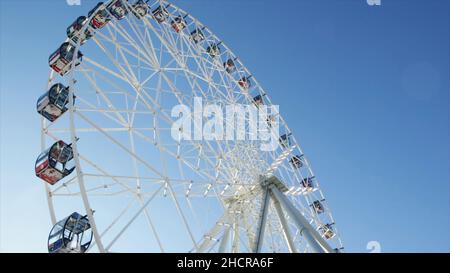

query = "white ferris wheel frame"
[[40, 0, 344, 253]]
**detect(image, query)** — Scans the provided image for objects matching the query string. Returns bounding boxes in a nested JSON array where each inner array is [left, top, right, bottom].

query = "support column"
[[218, 225, 231, 253], [253, 186, 270, 253], [232, 217, 240, 253], [269, 184, 333, 253], [272, 194, 297, 253]]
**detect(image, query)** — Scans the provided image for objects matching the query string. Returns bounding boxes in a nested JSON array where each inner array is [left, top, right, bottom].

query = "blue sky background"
[[1, 0, 449, 252]]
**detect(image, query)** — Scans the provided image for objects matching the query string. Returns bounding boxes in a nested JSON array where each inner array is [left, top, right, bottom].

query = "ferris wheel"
[[35, 0, 343, 253]]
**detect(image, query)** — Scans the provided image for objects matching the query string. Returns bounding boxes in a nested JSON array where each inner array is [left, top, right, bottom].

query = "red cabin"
[[35, 140, 75, 185], [88, 2, 111, 29], [238, 77, 251, 91], [48, 42, 83, 76], [171, 16, 186, 33]]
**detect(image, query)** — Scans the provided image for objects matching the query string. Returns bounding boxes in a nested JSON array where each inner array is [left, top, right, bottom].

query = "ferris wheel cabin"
[[301, 177, 315, 191], [48, 212, 93, 253], [88, 2, 111, 29], [67, 16, 94, 45], [253, 95, 264, 107], [289, 155, 303, 169], [131, 0, 150, 19], [152, 5, 169, 23], [224, 58, 236, 74], [171, 16, 187, 33], [279, 134, 291, 148], [207, 43, 221, 58], [37, 83, 72, 122], [238, 76, 251, 91], [190, 28, 205, 44], [49, 42, 83, 76], [312, 200, 325, 214], [35, 140, 75, 185], [319, 223, 336, 240], [107, 0, 128, 20]]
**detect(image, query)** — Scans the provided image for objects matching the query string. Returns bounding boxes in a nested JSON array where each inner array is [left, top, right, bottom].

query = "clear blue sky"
[[1, 0, 449, 252]]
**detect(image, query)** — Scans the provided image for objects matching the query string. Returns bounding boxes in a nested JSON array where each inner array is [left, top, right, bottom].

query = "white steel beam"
[[253, 186, 270, 253], [271, 195, 298, 253], [269, 184, 333, 253], [218, 226, 231, 253]]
